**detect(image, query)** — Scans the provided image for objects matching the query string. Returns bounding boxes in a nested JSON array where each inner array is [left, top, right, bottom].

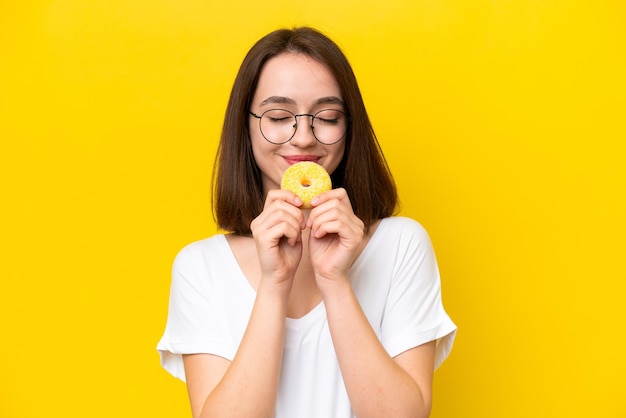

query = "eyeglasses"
[[249, 108, 349, 145]]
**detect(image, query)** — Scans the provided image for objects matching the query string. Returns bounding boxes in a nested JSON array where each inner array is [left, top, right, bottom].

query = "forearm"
[[199, 282, 289, 418], [321, 279, 431, 418]]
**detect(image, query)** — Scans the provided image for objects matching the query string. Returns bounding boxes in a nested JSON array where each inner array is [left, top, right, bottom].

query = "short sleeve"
[[381, 218, 457, 369], [156, 242, 234, 382]]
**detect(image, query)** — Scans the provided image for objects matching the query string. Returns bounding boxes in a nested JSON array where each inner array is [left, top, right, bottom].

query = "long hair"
[[213, 27, 398, 235]]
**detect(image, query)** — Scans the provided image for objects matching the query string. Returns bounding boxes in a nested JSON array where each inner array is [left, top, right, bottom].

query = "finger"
[[306, 194, 353, 230], [262, 190, 306, 229], [309, 206, 364, 240], [312, 214, 364, 240], [309, 187, 350, 208], [264, 189, 304, 209], [252, 217, 304, 253], [254, 206, 304, 237], [253, 217, 302, 252], [256, 196, 305, 226], [271, 221, 302, 247]]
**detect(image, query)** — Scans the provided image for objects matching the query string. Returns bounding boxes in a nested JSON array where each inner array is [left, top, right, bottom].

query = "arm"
[[183, 191, 305, 418], [184, 281, 291, 418], [308, 190, 435, 418], [321, 280, 435, 418]]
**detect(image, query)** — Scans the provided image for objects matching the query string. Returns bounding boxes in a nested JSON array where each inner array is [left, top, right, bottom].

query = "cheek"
[[250, 129, 268, 160], [250, 129, 279, 173], [326, 143, 346, 175]]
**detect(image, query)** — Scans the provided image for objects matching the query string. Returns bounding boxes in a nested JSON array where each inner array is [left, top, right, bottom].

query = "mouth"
[[283, 155, 321, 165]]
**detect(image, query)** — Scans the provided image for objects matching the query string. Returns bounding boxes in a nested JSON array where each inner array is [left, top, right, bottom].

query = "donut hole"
[[301, 178, 311, 188]]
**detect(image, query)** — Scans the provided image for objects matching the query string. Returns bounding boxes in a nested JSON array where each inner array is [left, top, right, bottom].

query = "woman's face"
[[249, 52, 346, 195]]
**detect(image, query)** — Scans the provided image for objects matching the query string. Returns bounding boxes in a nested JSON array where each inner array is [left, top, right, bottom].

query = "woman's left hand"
[[306, 188, 365, 286]]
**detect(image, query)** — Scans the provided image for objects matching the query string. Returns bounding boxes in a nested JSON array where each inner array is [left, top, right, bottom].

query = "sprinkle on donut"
[[281, 162, 332, 208]]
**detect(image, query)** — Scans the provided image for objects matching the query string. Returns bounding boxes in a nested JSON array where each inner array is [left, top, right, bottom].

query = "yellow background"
[[1, 1, 624, 417]]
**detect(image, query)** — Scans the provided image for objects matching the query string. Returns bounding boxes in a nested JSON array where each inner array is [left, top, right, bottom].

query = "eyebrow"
[[316, 96, 345, 106], [259, 96, 345, 107], [260, 96, 296, 106]]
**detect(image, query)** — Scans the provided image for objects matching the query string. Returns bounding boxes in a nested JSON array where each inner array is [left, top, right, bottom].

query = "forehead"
[[253, 53, 342, 106]]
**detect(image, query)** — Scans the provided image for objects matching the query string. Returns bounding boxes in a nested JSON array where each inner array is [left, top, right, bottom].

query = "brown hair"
[[213, 27, 398, 235]]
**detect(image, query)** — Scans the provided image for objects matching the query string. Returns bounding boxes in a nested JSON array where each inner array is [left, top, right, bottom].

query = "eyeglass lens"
[[259, 109, 347, 145]]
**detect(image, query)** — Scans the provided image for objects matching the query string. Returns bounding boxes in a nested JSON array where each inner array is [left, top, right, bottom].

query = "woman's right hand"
[[186, 189, 304, 418], [250, 189, 305, 288]]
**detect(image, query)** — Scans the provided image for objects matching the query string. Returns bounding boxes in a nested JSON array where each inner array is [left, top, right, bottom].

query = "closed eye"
[[267, 116, 292, 123], [316, 117, 340, 124]]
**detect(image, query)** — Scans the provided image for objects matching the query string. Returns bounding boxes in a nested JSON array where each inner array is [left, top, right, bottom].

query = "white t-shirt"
[[157, 216, 457, 417]]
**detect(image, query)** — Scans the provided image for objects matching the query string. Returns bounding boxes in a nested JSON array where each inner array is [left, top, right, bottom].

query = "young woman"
[[157, 27, 456, 418]]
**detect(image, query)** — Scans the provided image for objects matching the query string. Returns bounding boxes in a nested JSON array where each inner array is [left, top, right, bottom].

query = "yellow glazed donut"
[[281, 162, 332, 208]]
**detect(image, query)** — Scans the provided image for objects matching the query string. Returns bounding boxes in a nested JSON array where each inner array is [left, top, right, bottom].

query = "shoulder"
[[177, 234, 227, 255], [173, 234, 229, 270], [373, 217, 437, 265], [377, 216, 431, 243], [169, 234, 233, 297], [379, 216, 426, 231]]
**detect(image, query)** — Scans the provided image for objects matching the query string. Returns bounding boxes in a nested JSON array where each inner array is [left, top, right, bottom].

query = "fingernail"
[[294, 196, 303, 206], [310, 197, 319, 206]]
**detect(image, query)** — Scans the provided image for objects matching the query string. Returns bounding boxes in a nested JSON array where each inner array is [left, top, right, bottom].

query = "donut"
[[281, 161, 332, 208]]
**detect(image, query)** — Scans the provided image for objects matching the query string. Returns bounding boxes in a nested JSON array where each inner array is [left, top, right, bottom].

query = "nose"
[[289, 114, 317, 147]]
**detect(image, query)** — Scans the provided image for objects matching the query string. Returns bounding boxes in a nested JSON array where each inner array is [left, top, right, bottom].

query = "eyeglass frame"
[[249, 108, 351, 145]]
